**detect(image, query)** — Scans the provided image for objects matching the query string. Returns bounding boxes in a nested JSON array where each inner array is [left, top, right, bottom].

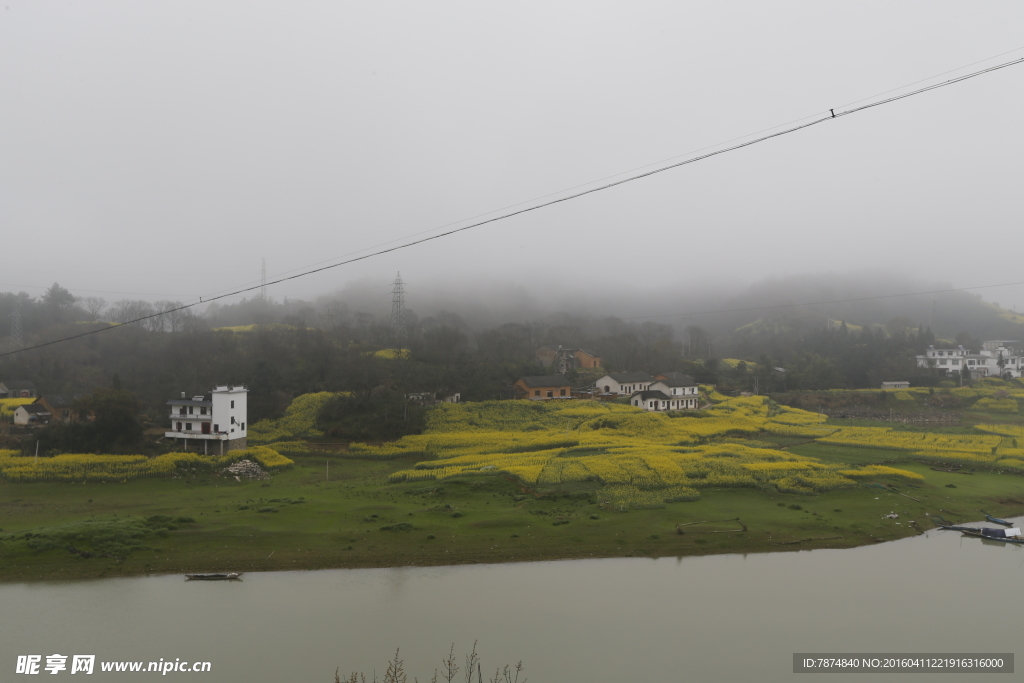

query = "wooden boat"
[[937, 524, 1024, 545], [185, 572, 243, 580], [981, 511, 1013, 527]]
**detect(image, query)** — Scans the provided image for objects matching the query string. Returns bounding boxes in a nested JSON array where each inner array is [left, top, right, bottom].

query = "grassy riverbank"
[[5, 391, 1024, 582], [2, 449, 1023, 582]]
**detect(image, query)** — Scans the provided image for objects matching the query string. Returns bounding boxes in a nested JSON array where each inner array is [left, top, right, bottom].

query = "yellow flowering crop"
[[0, 398, 35, 419], [974, 397, 1019, 413], [343, 396, 921, 505], [372, 348, 411, 360], [838, 465, 923, 480], [248, 391, 335, 444], [0, 447, 292, 483]]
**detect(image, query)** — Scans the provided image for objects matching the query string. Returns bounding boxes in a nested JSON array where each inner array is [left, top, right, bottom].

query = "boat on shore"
[[185, 573, 243, 581], [981, 511, 1013, 527], [936, 524, 1024, 545]]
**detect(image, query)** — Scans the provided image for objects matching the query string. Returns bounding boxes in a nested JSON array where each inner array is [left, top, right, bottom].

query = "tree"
[[32, 387, 146, 455], [43, 283, 76, 310], [82, 296, 106, 320], [42, 283, 76, 323]]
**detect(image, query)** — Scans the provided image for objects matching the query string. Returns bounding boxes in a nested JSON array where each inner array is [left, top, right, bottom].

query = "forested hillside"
[[3, 274, 1024, 424]]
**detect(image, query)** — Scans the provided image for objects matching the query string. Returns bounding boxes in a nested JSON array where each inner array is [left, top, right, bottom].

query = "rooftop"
[[516, 375, 571, 388], [633, 390, 671, 401], [652, 376, 696, 387], [604, 372, 654, 383]]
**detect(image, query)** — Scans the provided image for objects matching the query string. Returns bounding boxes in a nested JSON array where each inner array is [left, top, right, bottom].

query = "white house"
[[646, 377, 700, 409], [916, 345, 968, 376], [165, 385, 248, 454], [918, 342, 1024, 379], [630, 389, 697, 412], [13, 404, 50, 425], [595, 372, 654, 396]]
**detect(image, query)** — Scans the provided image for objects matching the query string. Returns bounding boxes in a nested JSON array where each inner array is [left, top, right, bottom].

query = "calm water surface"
[[2, 520, 1021, 682]]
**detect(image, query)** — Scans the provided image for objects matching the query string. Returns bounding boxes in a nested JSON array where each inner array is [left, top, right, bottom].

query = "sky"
[[2, 1, 1024, 315]]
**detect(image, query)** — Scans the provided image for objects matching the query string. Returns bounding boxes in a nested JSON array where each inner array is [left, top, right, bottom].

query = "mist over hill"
[[3, 270, 1023, 426]]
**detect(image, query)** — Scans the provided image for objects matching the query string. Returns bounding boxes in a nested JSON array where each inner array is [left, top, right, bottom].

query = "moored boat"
[[981, 511, 1013, 527], [185, 573, 243, 580], [936, 524, 1024, 545]]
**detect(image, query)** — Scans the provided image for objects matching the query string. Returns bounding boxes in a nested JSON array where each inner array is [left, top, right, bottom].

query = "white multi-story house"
[[964, 341, 1023, 379], [645, 377, 700, 410], [916, 345, 968, 376], [165, 385, 248, 454], [630, 388, 699, 411], [594, 372, 654, 396], [917, 342, 1024, 379]]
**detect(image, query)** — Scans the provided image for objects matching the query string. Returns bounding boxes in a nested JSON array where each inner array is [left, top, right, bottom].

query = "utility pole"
[[390, 272, 407, 348]]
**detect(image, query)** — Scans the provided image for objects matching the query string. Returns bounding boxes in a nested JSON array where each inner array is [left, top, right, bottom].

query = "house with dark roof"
[[13, 403, 51, 425], [647, 376, 699, 410], [594, 372, 654, 396], [0, 380, 38, 398], [630, 386, 699, 411], [35, 395, 87, 423], [513, 375, 573, 400]]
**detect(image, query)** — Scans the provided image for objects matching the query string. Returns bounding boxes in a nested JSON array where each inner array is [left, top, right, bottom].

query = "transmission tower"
[[260, 258, 267, 303], [10, 300, 24, 350], [390, 272, 407, 347]]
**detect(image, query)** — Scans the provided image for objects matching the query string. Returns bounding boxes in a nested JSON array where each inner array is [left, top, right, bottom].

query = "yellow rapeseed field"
[[248, 392, 336, 444], [0, 398, 35, 419], [357, 396, 923, 507], [0, 446, 292, 483]]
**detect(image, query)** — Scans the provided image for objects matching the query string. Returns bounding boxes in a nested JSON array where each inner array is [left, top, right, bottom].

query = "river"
[[1, 519, 1020, 682]]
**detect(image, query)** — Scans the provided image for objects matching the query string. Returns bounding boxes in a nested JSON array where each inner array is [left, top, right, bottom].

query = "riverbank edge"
[[0, 524, 942, 583]]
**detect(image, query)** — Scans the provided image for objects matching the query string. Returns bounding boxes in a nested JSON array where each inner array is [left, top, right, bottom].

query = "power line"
[[2, 56, 1022, 358], [202, 45, 1024, 297]]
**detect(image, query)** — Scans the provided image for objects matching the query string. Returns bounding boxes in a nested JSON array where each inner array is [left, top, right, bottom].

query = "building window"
[[241, 422, 245, 430], [177, 422, 182, 431], [188, 406, 193, 414], [200, 407, 207, 415], [214, 424, 219, 432], [534, 390, 540, 397], [185, 423, 192, 431], [546, 390, 553, 398], [231, 416, 236, 424], [559, 388, 566, 396], [180, 407, 186, 415], [231, 400, 235, 409]]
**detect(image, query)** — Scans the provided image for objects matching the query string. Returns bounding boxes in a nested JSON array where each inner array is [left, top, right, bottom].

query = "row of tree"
[[0, 283, 995, 436]]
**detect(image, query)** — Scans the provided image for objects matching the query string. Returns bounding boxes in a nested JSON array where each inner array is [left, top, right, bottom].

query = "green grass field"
[[3, 447, 1023, 582]]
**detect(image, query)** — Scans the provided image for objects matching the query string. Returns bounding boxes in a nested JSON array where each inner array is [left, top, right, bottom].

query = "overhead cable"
[[2, 56, 1022, 358]]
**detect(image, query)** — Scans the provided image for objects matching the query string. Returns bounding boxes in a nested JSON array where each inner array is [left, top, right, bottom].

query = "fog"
[[3, 1, 1024, 314]]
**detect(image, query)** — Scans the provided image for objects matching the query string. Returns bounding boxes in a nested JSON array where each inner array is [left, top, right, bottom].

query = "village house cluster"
[[916, 340, 1024, 379], [513, 368, 701, 412]]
